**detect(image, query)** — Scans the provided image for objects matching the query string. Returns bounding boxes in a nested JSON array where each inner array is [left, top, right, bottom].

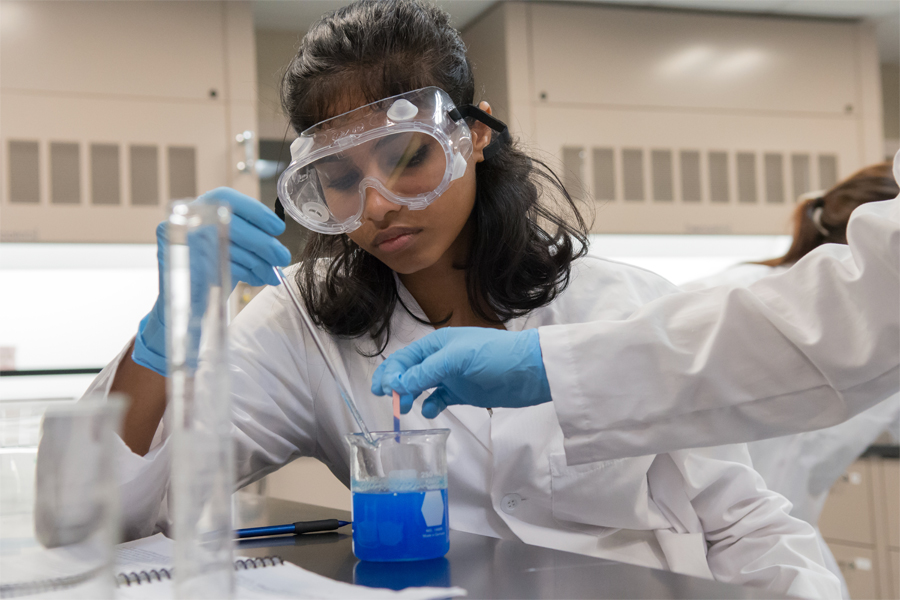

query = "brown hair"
[[758, 161, 898, 267]]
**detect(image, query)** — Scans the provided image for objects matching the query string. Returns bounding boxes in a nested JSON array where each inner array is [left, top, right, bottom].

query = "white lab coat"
[[84, 256, 840, 599], [542, 193, 899, 465], [683, 263, 900, 599], [682, 264, 900, 525]]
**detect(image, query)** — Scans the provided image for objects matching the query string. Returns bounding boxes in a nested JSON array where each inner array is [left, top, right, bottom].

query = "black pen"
[[235, 519, 350, 539]]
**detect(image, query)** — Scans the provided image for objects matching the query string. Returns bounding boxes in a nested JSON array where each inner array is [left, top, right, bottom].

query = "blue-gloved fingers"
[[230, 243, 281, 286], [392, 350, 457, 399], [155, 221, 169, 249], [371, 361, 388, 396], [133, 313, 168, 376], [231, 263, 267, 288], [200, 187, 285, 237], [230, 214, 292, 267], [398, 392, 416, 415], [421, 388, 451, 419], [371, 332, 449, 397]]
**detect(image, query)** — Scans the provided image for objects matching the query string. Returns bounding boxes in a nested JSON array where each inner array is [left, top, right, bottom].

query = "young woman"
[[90, 1, 839, 597]]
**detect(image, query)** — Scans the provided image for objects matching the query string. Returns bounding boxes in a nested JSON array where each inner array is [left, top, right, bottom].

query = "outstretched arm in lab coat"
[[544, 195, 899, 464]]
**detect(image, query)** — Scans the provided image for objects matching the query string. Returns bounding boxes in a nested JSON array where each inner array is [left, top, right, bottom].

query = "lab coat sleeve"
[[657, 446, 841, 599], [542, 196, 900, 463], [70, 340, 175, 540], [226, 280, 324, 489]]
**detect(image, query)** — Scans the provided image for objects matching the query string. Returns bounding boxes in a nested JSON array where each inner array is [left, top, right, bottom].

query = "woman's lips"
[[373, 227, 422, 252]]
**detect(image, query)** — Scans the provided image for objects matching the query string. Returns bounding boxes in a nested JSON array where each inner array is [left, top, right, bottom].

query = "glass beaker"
[[345, 429, 450, 562], [165, 200, 234, 599], [0, 396, 124, 599]]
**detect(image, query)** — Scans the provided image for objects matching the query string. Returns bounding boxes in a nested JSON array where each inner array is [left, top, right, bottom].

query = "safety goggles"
[[275, 87, 509, 234]]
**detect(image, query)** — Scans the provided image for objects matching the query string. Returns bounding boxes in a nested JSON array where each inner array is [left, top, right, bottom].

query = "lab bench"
[[233, 495, 782, 600]]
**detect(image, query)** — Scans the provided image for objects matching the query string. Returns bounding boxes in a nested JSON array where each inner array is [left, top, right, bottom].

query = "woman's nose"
[[362, 185, 402, 222]]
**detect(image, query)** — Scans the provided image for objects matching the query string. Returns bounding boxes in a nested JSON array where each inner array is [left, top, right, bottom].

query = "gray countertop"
[[234, 494, 783, 600]]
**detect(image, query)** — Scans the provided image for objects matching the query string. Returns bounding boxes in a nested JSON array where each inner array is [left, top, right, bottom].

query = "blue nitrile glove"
[[371, 327, 552, 418], [132, 188, 290, 376]]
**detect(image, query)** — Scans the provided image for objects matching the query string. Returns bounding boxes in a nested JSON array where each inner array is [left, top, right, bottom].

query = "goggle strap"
[[449, 104, 511, 160]]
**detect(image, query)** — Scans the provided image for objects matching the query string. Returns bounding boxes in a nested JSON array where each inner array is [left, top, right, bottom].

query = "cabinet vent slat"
[[622, 148, 644, 202], [708, 151, 729, 204], [130, 145, 159, 206], [91, 144, 120, 205], [765, 153, 784, 204], [561, 146, 586, 201], [651, 149, 673, 202], [8, 140, 40, 204], [680, 150, 701, 203], [737, 152, 757, 204], [819, 154, 838, 190], [50, 142, 81, 205], [592, 148, 615, 201], [168, 146, 197, 200], [791, 154, 812, 201]]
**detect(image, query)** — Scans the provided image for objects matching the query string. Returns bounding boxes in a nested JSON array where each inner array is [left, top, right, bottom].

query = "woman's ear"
[[471, 101, 493, 163]]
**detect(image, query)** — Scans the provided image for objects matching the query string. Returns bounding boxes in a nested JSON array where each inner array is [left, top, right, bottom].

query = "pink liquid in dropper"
[[392, 390, 401, 437]]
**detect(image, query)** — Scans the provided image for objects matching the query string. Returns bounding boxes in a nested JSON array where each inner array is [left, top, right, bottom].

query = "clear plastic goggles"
[[276, 87, 485, 235]]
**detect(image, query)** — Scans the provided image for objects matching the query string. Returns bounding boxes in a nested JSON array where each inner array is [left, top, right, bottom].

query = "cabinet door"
[[890, 549, 899, 600], [827, 542, 879, 600], [883, 459, 899, 550], [820, 460, 875, 545]]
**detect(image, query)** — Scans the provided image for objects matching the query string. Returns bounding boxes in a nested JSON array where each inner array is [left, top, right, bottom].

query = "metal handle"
[[236, 130, 255, 173]]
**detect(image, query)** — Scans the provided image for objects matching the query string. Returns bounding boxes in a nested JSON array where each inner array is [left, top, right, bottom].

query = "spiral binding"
[[0, 566, 104, 598], [234, 556, 283, 570], [116, 568, 171, 587], [115, 556, 283, 587]]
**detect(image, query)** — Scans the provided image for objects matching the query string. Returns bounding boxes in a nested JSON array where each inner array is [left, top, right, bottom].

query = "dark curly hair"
[[281, 0, 590, 354]]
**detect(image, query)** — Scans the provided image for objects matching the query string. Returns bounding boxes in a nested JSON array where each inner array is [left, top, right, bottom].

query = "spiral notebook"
[[115, 533, 467, 600]]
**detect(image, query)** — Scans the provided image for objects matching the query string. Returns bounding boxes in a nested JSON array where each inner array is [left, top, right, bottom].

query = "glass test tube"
[[166, 201, 234, 599]]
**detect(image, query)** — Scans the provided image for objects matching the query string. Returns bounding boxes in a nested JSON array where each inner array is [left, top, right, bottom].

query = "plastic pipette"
[[392, 390, 401, 442], [272, 266, 375, 444], [392, 391, 401, 433]]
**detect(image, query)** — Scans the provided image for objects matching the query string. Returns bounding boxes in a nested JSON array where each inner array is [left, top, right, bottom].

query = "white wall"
[[256, 29, 302, 141], [589, 233, 791, 285], [0, 244, 157, 400]]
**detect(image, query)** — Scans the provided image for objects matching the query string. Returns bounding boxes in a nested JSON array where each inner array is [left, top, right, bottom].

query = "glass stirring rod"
[[272, 266, 376, 444]]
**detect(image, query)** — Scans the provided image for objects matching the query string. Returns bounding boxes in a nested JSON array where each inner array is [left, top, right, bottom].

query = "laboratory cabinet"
[[462, 2, 884, 235], [0, 1, 260, 243], [819, 456, 900, 599], [828, 543, 878, 600]]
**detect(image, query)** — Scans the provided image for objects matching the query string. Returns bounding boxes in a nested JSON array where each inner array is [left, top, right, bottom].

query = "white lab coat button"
[[500, 493, 522, 514]]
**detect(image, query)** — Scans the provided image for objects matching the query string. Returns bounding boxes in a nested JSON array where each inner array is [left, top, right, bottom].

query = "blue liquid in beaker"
[[352, 488, 449, 562]]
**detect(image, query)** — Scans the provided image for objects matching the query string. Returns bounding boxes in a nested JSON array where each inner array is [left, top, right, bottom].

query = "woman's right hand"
[[131, 187, 291, 376]]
